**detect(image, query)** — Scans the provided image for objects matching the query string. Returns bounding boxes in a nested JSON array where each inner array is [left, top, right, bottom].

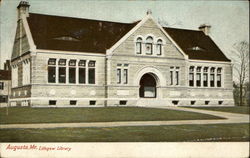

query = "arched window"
[[156, 39, 163, 55], [136, 37, 142, 54], [145, 36, 153, 55]]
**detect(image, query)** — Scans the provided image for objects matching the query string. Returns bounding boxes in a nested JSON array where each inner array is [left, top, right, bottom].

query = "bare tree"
[[231, 41, 249, 106]]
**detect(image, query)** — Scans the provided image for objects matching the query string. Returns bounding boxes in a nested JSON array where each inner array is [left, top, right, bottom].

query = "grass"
[[0, 107, 224, 124], [0, 123, 248, 142], [186, 106, 250, 114]]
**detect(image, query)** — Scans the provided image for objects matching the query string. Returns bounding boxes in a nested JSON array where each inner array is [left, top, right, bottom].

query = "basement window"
[[191, 101, 196, 105], [218, 101, 223, 105], [172, 100, 179, 105], [49, 100, 57, 105], [205, 101, 210, 105], [70, 100, 77, 105], [89, 100, 96, 105], [120, 100, 127, 105]]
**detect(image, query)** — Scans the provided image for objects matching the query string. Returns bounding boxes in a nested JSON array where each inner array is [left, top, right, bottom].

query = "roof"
[[164, 27, 230, 62], [27, 13, 137, 53], [27, 13, 230, 62], [0, 70, 11, 80]]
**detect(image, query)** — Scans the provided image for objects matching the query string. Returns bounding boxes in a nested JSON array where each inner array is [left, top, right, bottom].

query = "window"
[[69, 60, 76, 83], [196, 67, 201, 87], [59, 67, 66, 83], [189, 67, 194, 86], [210, 68, 215, 87], [156, 39, 162, 55], [217, 68, 222, 87], [79, 60, 86, 84], [0, 95, 8, 103], [170, 67, 179, 86], [88, 61, 95, 84], [218, 101, 223, 105], [170, 70, 173, 85], [49, 100, 57, 105], [124, 69, 128, 84], [89, 100, 96, 105], [205, 101, 210, 105], [145, 36, 153, 55], [117, 64, 129, 84], [175, 67, 179, 85], [120, 100, 127, 105], [203, 67, 208, 87], [117, 68, 121, 84], [191, 101, 196, 105], [58, 59, 66, 83], [48, 58, 56, 83], [136, 37, 142, 54], [70, 100, 77, 105], [172, 100, 179, 105], [0, 82, 4, 90]]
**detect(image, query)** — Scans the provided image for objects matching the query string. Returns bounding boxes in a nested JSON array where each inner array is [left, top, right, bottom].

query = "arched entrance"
[[139, 73, 157, 98]]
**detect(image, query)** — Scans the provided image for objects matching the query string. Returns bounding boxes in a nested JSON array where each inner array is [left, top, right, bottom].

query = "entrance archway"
[[139, 73, 157, 98]]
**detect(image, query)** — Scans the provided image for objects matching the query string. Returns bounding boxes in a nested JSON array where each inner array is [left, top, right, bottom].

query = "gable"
[[111, 18, 185, 59]]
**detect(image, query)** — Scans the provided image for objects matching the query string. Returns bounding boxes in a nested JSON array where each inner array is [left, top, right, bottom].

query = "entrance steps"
[[136, 99, 171, 107]]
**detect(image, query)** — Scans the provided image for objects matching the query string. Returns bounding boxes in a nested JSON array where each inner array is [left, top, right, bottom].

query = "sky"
[[0, 0, 249, 71]]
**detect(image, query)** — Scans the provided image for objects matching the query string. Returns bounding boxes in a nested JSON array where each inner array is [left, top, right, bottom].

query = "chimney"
[[17, 0, 30, 19], [199, 24, 211, 35], [147, 9, 152, 15]]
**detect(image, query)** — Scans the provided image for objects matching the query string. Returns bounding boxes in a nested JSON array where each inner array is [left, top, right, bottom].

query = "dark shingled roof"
[[0, 70, 11, 80], [164, 27, 230, 62], [27, 13, 230, 62], [27, 13, 137, 53]]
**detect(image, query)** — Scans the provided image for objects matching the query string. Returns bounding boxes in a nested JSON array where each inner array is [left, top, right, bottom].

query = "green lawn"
[[0, 123, 248, 142], [0, 107, 224, 124], [186, 106, 250, 114]]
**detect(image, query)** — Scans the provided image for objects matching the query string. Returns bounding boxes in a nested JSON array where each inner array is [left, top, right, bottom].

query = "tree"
[[231, 41, 249, 106]]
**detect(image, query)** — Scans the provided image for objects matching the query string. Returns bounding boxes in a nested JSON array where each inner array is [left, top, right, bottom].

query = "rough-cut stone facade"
[[9, 2, 234, 107]]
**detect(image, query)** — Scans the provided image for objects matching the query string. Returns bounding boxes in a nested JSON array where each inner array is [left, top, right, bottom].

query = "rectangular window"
[[69, 60, 76, 66], [48, 67, 56, 83], [156, 44, 162, 55], [189, 73, 194, 87], [217, 74, 221, 87], [49, 100, 57, 105], [70, 100, 77, 105], [170, 71, 173, 85], [89, 100, 96, 105], [136, 42, 142, 54], [88, 68, 95, 84], [79, 60, 86, 67], [59, 67, 66, 83], [58, 59, 66, 66], [175, 71, 179, 85], [79, 68, 86, 84], [146, 43, 153, 54], [117, 68, 121, 84], [0, 95, 8, 103], [217, 68, 222, 87], [196, 73, 201, 87], [69, 67, 76, 83], [88, 61, 95, 84], [124, 69, 128, 84], [0, 82, 4, 90], [203, 73, 208, 87], [210, 74, 215, 87], [48, 58, 56, 65]]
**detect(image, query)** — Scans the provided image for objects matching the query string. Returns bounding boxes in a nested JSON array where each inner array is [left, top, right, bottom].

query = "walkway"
[[0, 106, 249, 129]]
